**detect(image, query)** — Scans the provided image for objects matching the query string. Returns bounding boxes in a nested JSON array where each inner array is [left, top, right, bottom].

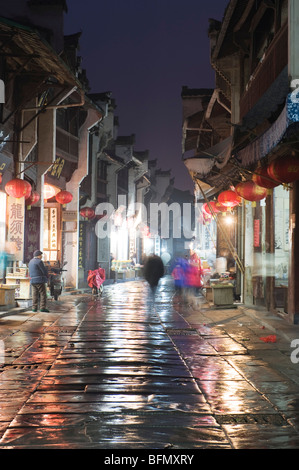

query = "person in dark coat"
[[143, 255, 164, 294], [28, 250, 49, 312]]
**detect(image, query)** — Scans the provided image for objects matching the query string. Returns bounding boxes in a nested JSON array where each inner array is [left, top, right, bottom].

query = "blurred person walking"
[[143, 255, 164, 296]]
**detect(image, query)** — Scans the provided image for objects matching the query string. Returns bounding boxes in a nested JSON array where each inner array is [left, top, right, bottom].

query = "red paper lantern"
[[218, 190, 241, 208], [202, 201, 220, 215], [55, 190, 73, 205], [252, 166, 279, 189], [267, 155, 299, 183], [215, 202, 229, 212], [5, 178, 32, 198], [235, 181, 267, 201], [80, 207, 95, 219], [25, 191, 40, 206]]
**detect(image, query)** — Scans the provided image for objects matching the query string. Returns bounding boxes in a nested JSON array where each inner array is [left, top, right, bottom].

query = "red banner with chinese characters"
[[254, 219, 260, 247], [7, 196, 25, 260]]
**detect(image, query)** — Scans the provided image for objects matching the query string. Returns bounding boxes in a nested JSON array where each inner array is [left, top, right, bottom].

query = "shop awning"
[[182, 136, 242, 189], [183, 136, 232, 176]]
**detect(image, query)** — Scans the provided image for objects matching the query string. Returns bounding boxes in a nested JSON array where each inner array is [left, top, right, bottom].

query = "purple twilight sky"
[[64, 0, 228, 192]]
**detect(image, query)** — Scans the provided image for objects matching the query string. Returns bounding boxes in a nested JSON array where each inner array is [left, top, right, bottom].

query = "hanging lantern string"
[[196, 180, 245, 275], [230, 159, 292, 189]]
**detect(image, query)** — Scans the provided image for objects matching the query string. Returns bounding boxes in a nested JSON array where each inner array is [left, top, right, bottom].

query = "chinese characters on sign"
[[78, 221, 84, 269], [7, 196, 24, 260], [24, 207, 40, 263], [50, 157, 65, 179], [254, 219, 260, 247], [50, 208, 57, 250]]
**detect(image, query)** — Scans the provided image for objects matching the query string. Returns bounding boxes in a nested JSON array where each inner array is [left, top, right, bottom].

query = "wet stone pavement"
[[0, 277, 298, 449]]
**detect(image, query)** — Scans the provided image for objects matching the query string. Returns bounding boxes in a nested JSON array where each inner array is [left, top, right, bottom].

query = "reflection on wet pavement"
[[0, 278, 298, 448]]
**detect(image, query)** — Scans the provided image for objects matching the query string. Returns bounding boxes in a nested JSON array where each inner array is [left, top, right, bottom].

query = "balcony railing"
[[240, 22, 288, 120]]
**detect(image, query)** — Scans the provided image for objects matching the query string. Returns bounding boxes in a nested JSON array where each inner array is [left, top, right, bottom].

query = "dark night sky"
[[64, 0, 228, 192]]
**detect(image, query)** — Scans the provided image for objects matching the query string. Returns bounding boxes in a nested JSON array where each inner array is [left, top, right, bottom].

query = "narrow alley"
[[0, 277, 299, 449]]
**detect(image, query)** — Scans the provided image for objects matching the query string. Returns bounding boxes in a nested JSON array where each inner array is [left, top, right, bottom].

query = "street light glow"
[[224, 215, 234, 225]]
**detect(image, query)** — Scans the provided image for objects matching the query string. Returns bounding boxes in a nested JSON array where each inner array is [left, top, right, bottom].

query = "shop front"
[[43, 202, 61, 263], [273, 186, 289, 311], [242, 185, 290, 313], [110, 220, 131, 280]]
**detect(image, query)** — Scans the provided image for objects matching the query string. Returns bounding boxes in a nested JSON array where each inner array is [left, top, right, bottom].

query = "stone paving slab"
[[0, 425, 231, 449], [0, 278, 299, 449], [221, 424, 299, 449]]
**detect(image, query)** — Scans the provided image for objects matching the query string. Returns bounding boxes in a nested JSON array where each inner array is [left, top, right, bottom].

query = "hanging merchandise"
[[55, 190, 73, 205], [5, 178, 32, 199], [80, 207, 95, 219], [217, 190, 241, 208], [252, 166, 280, 189], [267, 155, 299, 183], [235, 180, 267, 201]]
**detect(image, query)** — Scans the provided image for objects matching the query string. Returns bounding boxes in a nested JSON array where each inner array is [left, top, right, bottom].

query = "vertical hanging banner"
[[254, 219, 260, 247], [24, 207, 40, 263], [78, 221, 84, 269], [7, 196, 25, 260], [49, 207, 57, 251]]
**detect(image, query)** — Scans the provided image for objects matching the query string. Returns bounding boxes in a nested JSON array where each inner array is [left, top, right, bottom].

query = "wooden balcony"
[[240, 22, 288, 120], [56, 127, 79, 160]]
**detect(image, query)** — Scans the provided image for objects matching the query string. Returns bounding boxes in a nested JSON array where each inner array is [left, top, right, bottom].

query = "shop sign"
[[49, 208, 57, 250], [0, 150, 11, 168], [49, 156, 77, 182], [62, 210, 77, 221], [50, 156, 65, 179], [78, 221, 84, 269], [7, 196, 25, 260], [24, 207, 40, 263]]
